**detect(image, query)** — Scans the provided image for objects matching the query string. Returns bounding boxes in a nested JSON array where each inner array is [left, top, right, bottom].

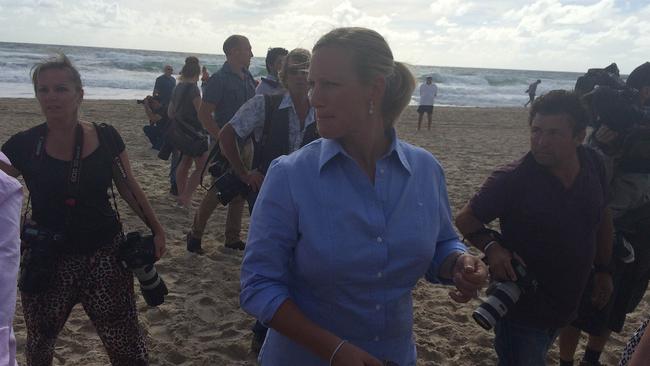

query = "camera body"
[[212, 172, 251, 206], [18, 223, 64, 294], [119, 231, 168, 306], [136, 94, 161, 105], [473, 258, 537, 330]]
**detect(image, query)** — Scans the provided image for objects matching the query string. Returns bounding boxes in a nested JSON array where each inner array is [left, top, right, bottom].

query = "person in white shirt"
[[0, 152, 22, 366], [418, 76, 438, 130]]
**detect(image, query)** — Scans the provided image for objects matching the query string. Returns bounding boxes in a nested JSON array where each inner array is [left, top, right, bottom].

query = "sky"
[[0, 0, 648, 73]]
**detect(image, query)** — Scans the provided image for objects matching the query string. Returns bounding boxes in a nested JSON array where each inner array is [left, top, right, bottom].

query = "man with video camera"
[[559, 62, 650, 366], [455, 90, 613, 366]]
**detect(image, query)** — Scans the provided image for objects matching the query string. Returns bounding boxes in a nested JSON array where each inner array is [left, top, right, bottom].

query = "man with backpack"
[[559, 62, 650, 366], [219, 48, 318, 354]]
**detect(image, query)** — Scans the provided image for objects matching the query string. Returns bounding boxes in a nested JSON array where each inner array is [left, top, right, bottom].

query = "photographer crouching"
[[455, 90, 613, 366], [140, 93, 180, 196], [140, 93, 168, 150], [559, 62, 650, 366], [0, 54, 166, 365]]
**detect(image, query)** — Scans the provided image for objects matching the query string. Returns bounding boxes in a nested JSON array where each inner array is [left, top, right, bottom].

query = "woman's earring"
[[369, 101, 374, 115]]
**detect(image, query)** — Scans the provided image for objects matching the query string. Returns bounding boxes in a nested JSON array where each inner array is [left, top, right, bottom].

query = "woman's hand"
[[449, 253, 488, 303], [153, 232, 166, 261], [331, 342, 383, 366]]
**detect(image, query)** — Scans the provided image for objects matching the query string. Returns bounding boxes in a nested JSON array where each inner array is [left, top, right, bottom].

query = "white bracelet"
[[329, 339, 348, 366], [483, 241, 498, 255]]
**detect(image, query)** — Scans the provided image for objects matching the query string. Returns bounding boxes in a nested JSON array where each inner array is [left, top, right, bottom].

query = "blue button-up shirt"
[[240, 132, 466, 366]]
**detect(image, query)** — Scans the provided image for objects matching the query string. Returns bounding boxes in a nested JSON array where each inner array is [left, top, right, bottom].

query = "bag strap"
[[94, 123, 153, 233]]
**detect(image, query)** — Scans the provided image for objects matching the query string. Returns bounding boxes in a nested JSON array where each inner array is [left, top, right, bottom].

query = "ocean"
[[0, 41, 585, 107]]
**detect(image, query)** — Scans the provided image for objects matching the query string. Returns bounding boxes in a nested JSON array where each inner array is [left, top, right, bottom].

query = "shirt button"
[[376, 237, 383, 243], [380, 169, 385, 174], [374, 336, 380, 341], [376, 304, 382, 310], [377, 272, 383, 278]]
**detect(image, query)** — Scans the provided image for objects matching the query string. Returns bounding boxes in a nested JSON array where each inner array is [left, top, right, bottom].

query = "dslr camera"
[[18, 223, 65, 294], [119, 231, 168, 307], [212, 172, 251, 206], [472, 258, 537, 330], [137, 93, 161, 105]]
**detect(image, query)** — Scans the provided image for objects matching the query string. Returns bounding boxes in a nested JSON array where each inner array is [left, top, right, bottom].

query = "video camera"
[[575, 63, 650, 131], [583, 86, 650, 132]]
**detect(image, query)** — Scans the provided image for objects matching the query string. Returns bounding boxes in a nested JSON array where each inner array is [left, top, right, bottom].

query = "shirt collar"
[[222, 61, 251, 78], [318, 128, 412, 174], [279, 92, 316, 127]]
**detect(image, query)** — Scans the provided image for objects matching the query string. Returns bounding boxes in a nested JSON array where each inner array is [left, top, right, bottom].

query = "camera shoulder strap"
[[26, 123, 84, 226], [94, 123, 153, 233]]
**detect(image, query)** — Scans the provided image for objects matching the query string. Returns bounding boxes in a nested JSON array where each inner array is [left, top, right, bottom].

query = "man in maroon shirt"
[[455, 90, 613, 366]]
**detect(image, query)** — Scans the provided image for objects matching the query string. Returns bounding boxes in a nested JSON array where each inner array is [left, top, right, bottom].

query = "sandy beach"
[[1, 98, 647, 365]]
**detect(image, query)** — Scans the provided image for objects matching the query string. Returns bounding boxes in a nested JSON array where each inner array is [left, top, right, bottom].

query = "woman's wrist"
[[329, 339, 347, 366]]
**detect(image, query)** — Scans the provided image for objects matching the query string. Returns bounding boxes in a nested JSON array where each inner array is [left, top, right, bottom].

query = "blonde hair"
[[31, 53, 83, 94], [313, 27, 415, 129], [279, 48, 311, 88]]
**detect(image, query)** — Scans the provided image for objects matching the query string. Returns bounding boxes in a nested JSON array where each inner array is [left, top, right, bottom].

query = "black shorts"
[[417, 105, 433, 114], [573, 230, 650, 334]]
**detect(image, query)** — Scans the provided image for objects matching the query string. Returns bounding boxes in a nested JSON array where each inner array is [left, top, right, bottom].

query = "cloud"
[[429, 0, 474, 18], [0, 0, 648, 73]]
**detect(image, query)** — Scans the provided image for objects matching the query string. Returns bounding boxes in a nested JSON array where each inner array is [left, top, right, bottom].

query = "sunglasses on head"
[[287, 67, 308, 75]]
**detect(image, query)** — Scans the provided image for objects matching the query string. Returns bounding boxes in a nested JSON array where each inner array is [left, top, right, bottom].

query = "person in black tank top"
[[0, 54, 166, 365]]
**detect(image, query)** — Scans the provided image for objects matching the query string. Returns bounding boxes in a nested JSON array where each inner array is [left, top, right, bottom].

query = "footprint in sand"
[[185, 295, 220, 323]]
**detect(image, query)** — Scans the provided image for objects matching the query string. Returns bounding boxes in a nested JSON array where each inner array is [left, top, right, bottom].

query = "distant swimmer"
[[418, 76, 438, 130], [524, 79, 541, 107]]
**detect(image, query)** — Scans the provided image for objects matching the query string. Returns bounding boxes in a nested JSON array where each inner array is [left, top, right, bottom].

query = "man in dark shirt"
[[187, 34, 256, 253], [153, 64, 176, 108], [559, 62, 650, 366], [455, 90, 613, 366]]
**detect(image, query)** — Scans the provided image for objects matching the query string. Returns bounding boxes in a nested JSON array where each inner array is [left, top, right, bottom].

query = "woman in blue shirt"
[[240, 27, 487, 366]]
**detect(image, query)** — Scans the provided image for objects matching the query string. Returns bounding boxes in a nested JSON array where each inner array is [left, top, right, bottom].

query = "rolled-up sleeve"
[[240, 159, 298, 324], [0, 161, 23, 366], [229, 95, 265, 141], [425, 166, 466, 284]]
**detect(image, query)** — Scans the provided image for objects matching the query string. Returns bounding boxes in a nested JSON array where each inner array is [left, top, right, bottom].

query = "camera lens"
[[133, 264, 169, 307], [472, 281, 521, 330]]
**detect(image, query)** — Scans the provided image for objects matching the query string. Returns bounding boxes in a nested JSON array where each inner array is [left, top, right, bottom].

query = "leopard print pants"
[[21, 234, 148, 365], [619, 317, 649, 366]]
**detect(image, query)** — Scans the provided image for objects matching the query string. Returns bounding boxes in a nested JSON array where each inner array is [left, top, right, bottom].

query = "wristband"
[[329, 339, 348, 366], [483, 241, 498, 255]]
